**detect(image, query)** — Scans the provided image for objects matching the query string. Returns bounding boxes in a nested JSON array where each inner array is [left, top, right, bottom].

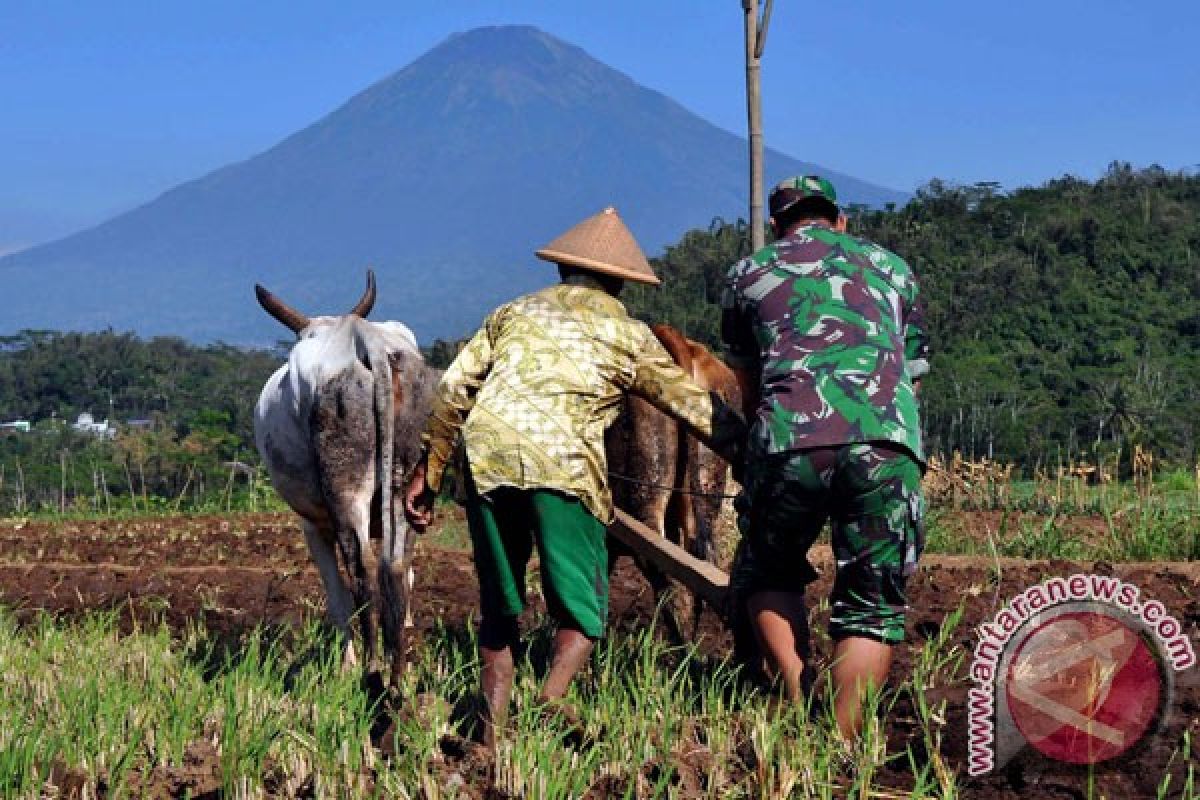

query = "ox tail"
[[361, 327, 411, 683], [363, 330, 396, 563], [648, 324, 704, 641]]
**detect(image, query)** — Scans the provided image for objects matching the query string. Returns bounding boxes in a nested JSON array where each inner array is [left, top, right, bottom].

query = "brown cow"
[[605, 324, 741, 642]]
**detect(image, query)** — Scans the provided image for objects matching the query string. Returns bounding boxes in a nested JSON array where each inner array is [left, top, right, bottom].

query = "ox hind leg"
[[627, 477, 696, 645], [301, 519, 361, 669], [312, 368, 382, 670], [377, 501, 415, 690], [329, 500, 379, 669], [671, 434, 734, 642], [661, 477, 705, 642], [647, 324, 705, 644], [605, 394, 693, 644]]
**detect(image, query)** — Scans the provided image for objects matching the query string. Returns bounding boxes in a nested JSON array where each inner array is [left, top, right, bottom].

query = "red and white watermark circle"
[[966, 573, 1196, 777], [1004, 609, 1165, 765]]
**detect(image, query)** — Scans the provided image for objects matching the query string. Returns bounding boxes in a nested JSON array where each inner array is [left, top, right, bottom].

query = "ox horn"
[[255, 284, 311, 333], [348, 270, 377, 318]]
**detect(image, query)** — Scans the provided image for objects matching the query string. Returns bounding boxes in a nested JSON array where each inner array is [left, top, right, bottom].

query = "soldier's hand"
[[729, 439, 747, 486], [731, 456, 746, 486]]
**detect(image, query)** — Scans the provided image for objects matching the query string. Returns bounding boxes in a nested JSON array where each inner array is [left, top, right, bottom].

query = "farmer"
[[405, 207, 746, 746], [721, 176, 928, 738]]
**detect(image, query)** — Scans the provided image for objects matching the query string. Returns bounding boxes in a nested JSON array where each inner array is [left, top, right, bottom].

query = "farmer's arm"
[[407, 310, 499, 529], [629, 336, 746, 468], [421, 312, 498, 493]]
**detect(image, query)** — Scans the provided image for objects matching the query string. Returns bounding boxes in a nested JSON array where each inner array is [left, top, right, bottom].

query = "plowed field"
[[1, 513, 1196, 798]]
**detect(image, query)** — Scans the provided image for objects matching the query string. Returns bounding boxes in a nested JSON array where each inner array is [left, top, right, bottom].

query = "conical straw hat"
[[535, 207, 661, 286]]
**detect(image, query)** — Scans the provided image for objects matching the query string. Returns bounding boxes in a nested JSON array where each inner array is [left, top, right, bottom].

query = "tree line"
[[0, 332, 282, 513], [1, 163, 1195, 512], [614, 162, 1200, 469]]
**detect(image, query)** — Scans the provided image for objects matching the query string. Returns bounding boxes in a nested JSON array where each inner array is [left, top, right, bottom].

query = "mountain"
[[0, 25, 908, 344]]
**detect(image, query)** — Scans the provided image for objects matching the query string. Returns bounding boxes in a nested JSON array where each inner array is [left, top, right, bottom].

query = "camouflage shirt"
[[721, 223, 929, 462]]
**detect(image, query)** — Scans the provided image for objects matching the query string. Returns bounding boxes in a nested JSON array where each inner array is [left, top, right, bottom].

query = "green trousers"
[[465, 479, 609, 640]]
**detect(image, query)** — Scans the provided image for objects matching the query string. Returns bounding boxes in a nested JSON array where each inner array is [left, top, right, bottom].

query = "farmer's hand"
[[404, 461, 435, 533]]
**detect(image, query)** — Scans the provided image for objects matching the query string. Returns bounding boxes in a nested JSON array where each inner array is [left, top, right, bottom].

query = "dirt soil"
[[0, 513, 1196, 799]]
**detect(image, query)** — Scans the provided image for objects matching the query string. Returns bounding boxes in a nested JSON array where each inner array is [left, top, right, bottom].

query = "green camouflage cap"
[[769, 175, 839, 217]]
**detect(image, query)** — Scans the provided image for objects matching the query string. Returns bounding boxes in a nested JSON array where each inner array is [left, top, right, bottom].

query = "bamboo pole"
[[743, 0, 773, 251], [100, 466, 111, 515], [224, 460, 238, 513], [174, 463, 195, 513], [139, 460, 148, 509], [743, 0, 765, 250]]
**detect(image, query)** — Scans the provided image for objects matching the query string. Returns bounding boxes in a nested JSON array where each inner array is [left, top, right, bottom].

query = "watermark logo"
[[967, 574, 1196, 776]]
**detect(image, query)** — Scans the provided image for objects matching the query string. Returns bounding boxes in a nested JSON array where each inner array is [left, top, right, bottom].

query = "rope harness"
[[606, 470, 742, 501]]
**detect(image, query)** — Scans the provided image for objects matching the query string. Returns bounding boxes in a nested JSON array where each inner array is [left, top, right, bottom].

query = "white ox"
[[253, 272, 439, 683]]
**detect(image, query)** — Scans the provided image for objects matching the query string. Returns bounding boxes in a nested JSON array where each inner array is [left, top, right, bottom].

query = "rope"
[[607, 470, 742, 500]]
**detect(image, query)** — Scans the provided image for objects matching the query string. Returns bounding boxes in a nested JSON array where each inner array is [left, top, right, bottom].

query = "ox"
[[253, 272, 439, 683], [606, 324, 741, 642]]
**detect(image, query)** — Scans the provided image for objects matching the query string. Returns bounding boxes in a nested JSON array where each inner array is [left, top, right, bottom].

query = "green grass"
[[1097, 503, 1200, 561], [0, 605, 977, 799], [924, 497, 1199, 562], [0, 611, 377, 799], [1, 602, 1196, 798], [424, 504, 472, 551], [0, 493, 290, 523]]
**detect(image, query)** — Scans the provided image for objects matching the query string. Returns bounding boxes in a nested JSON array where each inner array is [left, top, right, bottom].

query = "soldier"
[[721, 176, 928, 738], [405, 207, 745, 746]]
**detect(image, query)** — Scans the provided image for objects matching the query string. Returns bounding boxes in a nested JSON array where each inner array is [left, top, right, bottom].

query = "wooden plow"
[[607, 508, 730, 611]]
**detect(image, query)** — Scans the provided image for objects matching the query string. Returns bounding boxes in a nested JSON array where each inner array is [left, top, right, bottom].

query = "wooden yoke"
[[608, 508, 730, 611]]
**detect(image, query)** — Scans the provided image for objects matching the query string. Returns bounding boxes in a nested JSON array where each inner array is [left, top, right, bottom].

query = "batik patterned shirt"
[[423, 280, 745, 523], [721, 224, 929, 462]]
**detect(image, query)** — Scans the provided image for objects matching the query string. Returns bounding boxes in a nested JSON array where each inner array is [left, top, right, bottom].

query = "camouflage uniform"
[[722, 176, 928, 644]]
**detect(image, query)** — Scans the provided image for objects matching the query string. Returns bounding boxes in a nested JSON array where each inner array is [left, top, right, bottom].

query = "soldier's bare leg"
[[830, 637, 892, 739], [747, 590, 810, 701]]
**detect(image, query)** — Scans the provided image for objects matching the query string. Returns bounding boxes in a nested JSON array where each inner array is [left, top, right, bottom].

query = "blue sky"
[[2, 0, 1196, 254]]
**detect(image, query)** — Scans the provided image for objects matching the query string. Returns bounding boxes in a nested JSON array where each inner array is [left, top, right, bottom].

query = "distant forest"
[[623, 163, 1200, 469], [0, 164, 1196, 511], [0, 333, 282, 512]]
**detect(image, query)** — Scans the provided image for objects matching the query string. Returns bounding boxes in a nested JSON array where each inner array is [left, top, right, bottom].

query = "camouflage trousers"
[[730, 443, 924, 644]]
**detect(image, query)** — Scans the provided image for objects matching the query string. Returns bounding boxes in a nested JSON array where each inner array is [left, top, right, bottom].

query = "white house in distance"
[[72, 412, 116, 439], [0, 420, 31, 434]]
